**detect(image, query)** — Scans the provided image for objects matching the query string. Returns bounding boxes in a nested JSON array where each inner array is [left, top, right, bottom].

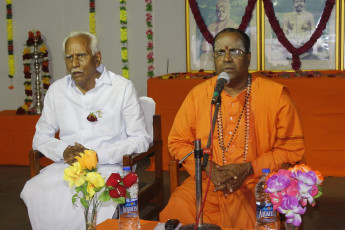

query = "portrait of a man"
[[188, 0, 257, 71], [264, 0, 335, 69]]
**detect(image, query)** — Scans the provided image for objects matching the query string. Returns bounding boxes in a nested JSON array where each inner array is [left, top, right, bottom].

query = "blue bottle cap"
[[262, 168, 270, 174], [123, 166, 131, 171]]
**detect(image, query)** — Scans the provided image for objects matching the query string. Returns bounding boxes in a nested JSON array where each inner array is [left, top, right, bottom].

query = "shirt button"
[[229, 131, 232, 135], [230, 117, 233, 121]]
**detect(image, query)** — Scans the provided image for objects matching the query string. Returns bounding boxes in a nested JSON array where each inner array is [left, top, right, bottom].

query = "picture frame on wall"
[[263, 0, 339, 70], [186, 0, 259, 72]]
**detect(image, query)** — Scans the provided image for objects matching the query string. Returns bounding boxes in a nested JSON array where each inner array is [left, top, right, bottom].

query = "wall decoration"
[[120, 0, 129, 79], [89, 0, 96, 35], [262, 0, 337, 71], [186, 0, 259, 72], [145, 0, 154, 78], [6, 0, 15, 89]]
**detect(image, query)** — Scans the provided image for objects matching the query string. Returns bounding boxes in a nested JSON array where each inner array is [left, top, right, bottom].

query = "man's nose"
[[223, 52, 233, 62], [72, 56, 80, 67]]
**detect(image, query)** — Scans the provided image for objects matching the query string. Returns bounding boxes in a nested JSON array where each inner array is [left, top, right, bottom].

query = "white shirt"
[[33, 65, 150, 164]]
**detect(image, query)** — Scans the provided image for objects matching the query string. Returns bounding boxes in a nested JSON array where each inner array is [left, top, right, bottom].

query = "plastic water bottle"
[[119, 166, 141, 230], [255, 168, 279, 230]]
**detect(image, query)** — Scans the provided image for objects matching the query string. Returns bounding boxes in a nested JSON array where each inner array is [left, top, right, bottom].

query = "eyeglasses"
[[214, 49, 247, 60], [65, 53, 90, 62]]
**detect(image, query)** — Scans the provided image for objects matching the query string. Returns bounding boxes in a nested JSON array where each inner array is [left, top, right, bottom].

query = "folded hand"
[[63, 142, 86, 165]]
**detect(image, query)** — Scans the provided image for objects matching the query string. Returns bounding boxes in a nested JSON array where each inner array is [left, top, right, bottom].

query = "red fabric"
[[148, 74, 345, 177]]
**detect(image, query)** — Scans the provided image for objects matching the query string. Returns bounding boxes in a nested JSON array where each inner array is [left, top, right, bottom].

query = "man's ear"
[[247, 52, 251, 66], [95, 51, 102, 67]]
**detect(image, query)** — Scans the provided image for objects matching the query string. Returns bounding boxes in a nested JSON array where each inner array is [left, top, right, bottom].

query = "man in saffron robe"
[[159, 28, 304, 228]]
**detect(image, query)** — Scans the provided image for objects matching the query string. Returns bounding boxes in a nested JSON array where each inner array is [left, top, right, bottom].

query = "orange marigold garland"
[[17, 30, 50, 114]]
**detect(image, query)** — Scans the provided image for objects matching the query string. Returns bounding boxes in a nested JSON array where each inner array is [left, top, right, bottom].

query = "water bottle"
[[255, 168, 279, 230], [119, 166, 141, 230]]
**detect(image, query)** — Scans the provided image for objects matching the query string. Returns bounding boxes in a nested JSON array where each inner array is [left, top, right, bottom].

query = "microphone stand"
[[179, 98, 222, 230], [180, 139, 220, 230]]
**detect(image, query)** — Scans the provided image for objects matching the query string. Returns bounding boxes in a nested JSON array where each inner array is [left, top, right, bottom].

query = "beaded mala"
[[217, 75, 252, 165]]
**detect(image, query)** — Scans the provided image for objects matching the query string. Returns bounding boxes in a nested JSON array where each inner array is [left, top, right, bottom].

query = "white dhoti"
[[21, 162, 122, 230]]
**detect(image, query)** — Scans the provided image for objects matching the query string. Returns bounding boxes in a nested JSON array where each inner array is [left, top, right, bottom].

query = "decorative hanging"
[[89, 0, 96, 35], [188, 0, 257, 45], [6, 0, 15, 89], [145, 0, 154, 78], [263, 0, 335, 70], [120, 0, 129, 79], [16, 30, 50, 114]]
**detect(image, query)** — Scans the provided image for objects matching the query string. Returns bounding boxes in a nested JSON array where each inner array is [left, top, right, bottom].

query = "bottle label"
[[256, 202, 276, 220], [122, 198, 138, 214]]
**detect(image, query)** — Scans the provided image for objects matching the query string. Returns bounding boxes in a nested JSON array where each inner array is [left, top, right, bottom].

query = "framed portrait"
[[186, 0, 259, 72], [263, 0, 340, 70]]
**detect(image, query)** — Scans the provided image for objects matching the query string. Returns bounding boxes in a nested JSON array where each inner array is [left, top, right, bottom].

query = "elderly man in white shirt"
[[21, 31, 150, 230]]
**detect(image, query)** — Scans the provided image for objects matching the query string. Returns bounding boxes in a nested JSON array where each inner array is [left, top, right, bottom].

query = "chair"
[[29, 97, 163, 220]]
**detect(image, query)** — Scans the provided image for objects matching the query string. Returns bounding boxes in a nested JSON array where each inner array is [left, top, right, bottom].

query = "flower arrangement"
[[265, 164, 324, 227], [63, 149, 138, 229]]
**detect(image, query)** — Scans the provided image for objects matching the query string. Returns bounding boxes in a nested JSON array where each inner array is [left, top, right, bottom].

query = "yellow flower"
[[86, 172, 105, 198], [122, 68, 129, 79], [121, 49, 128, 60], [63, 162, 85, 188], [120, 27, 127, 41], [75, 150, 98, 171], [120, 10, 127, 22], [40, 44, 47, 53], [23, 48, 31, 55]]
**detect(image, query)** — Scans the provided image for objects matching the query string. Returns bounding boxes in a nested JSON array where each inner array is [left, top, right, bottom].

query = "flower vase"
[[285, 222, 299, 230], [85, 207, 97, 230]]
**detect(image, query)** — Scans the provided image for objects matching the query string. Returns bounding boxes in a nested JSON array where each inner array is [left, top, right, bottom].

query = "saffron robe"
[[159, 76, 305, 228]]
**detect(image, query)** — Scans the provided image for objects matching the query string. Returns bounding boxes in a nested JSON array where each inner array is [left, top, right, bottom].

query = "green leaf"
[[112, 197, 125, 204], [99, 190, 111, 202], [80, 198, 88, 209], [72, 194, 79, 204], [126, 190, 131, 199]]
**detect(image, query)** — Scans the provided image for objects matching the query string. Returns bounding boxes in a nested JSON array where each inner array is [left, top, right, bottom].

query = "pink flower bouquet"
[[265, 164, 324, 226]]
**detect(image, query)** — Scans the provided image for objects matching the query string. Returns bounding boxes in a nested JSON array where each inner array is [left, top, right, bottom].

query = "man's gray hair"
[[62, 31, 99, 55]]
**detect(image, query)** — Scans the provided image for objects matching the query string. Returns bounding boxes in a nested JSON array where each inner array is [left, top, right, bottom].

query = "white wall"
[[0, 0, 186, 110]]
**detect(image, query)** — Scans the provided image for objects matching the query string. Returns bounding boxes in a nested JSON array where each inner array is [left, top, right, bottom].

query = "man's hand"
[[204, 161, 238, 194], [63, 142, 86, 165], [213, 162, 254, 194]]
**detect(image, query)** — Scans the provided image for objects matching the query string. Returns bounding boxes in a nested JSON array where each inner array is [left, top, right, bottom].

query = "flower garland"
[[120, 0, 129, 79], [188, 0, 257, 45], [263, 0, 335, 70], [89, 0, 96, 35], [6, 0, 15, 89], [145, 0, 154, 78], [17, 30, 50, 114]]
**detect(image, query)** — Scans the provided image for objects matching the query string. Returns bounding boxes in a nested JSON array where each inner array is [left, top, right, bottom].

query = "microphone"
[[211, 72, 230, 104]]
